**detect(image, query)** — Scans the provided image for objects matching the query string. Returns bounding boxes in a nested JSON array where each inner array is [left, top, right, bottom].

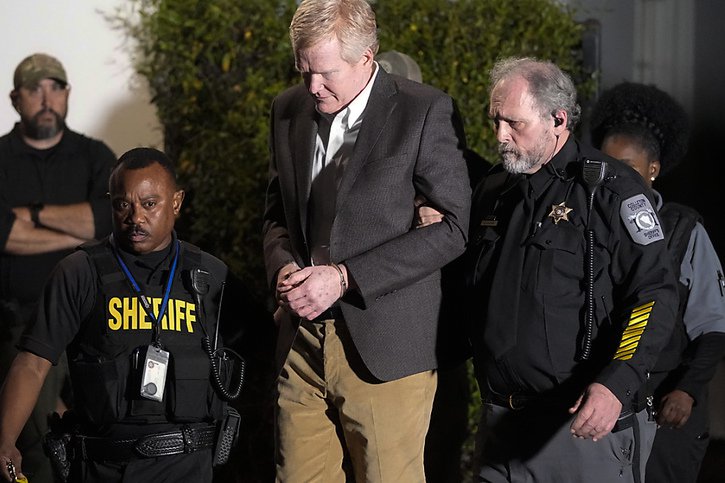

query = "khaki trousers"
[[275, 318, 437, 482]]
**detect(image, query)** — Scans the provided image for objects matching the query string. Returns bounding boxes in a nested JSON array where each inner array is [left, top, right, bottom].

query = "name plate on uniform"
[[480, 216, 498, 227]]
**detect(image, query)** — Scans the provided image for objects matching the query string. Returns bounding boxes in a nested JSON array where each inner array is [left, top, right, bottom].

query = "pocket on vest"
[[170, 355, 215, 421], [70, 358, 125, 426]]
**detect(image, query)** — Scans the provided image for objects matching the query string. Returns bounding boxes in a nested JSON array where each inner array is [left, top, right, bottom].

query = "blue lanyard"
[[111, 237, 181, 346]]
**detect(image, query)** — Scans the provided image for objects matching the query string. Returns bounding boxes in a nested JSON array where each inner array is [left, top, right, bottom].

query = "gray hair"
[[489, 57, 581, 129], [290, 0, 379, 66]]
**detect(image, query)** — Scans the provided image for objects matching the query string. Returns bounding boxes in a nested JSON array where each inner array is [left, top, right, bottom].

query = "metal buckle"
[[182, 426, 195, 454]]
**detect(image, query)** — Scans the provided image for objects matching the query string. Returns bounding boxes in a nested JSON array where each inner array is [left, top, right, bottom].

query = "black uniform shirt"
[[468, 137, 678, 407], [0, 125, 115, 304]]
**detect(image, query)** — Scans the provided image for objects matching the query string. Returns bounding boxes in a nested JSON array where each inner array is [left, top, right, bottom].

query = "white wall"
[[572, 0, 636, 92], [572, 0, 695, 114], [0, 0, 162, 157]]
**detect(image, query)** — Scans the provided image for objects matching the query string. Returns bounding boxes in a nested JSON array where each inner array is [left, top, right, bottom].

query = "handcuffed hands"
[[277, 264, 347, 320]]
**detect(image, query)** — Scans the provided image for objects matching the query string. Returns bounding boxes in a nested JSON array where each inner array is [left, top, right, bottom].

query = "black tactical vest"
[[68, 239, 226, 429]]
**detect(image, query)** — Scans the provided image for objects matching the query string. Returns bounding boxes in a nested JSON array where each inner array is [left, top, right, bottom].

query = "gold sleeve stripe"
[[613, 301, 655, 361], [620, 332, 645, 345], [633, 301, 655, 312], [615, 348, 637, 359], [616, 338, 641, 352], [626, 320, 649, 331], [631, 307, 653, 319]]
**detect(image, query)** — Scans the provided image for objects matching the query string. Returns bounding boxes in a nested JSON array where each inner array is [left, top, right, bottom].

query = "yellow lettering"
[[149, 297, 166, 330], [169, 300, 180, 331], [122, 297, 137, 330], [108, 297, 122, 331], [107, 296, 201, 333], [186, 301, 196, 333], [135, 296, 155, 330], [139, 307, 152, 330], [175, 300, 184, 332], [174, 300, 185, 331], [164, 299, 173, 331]]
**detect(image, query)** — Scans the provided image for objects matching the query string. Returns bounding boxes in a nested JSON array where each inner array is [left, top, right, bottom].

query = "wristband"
[[29, 202, 44, 227], [330, 263, 347, 298]]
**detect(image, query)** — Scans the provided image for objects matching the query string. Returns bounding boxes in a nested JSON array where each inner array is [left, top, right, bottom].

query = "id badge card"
[[140, 345, 170, 402]]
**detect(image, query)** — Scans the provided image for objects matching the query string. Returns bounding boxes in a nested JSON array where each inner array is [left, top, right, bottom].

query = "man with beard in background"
[[0, 53, 115, 482]]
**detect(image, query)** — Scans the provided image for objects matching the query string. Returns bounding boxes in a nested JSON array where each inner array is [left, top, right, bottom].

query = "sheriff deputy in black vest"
[[0, 147, 242, 483]]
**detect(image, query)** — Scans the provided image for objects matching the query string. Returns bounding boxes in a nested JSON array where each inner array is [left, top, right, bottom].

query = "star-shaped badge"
[[548, 202, 573, 225]]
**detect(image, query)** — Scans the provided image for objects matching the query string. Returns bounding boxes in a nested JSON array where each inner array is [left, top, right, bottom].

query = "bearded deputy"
[[0, 52, 116, 483], [0, 148, 243, 483], [464, 57, 678, 482]]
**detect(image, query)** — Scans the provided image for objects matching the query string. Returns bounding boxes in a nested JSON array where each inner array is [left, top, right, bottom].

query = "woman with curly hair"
[[591, 82, 725, 483]]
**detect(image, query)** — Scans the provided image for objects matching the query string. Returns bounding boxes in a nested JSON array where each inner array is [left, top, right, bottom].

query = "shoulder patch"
[[620, 194, 664, 245]]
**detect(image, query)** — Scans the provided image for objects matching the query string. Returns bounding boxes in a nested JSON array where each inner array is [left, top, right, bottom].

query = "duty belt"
[[74, 424, 217, 461]]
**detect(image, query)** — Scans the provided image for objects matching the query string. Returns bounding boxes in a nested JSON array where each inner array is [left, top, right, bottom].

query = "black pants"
[[645, 390, 710, 483], [425, 363, 471, 483], [70, 449, 213, 483]]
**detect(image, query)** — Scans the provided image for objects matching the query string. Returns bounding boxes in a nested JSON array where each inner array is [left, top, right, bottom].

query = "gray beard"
[[499, 129, 553, 174], [23, 109, 65, 140], [501, 150, 540, 174]]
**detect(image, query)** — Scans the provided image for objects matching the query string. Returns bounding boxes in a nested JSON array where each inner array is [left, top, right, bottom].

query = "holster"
[[42, 412, 75, 483], [213, 407, 241, 466]]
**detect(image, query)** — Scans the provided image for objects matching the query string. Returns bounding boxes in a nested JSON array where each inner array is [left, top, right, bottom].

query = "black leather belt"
[[312, 305, 344, 322], [483, 391, 572, 411], [74, 424, 217, 461], [483, 392, 536, 410]]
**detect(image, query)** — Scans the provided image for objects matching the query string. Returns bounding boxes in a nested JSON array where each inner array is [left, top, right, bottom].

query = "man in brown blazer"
[[262, 1, 471, 481]]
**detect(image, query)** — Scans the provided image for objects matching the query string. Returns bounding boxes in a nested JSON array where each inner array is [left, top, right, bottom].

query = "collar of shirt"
[[527, 136, 578, 200], [313, 62, 380, 176], [115, 231, 178, 285], [9, 122, 72, 157], [344, 61, 379, 130]]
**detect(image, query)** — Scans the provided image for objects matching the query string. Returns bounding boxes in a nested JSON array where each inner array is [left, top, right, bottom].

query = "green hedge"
[[110, 0, 590, 301]]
